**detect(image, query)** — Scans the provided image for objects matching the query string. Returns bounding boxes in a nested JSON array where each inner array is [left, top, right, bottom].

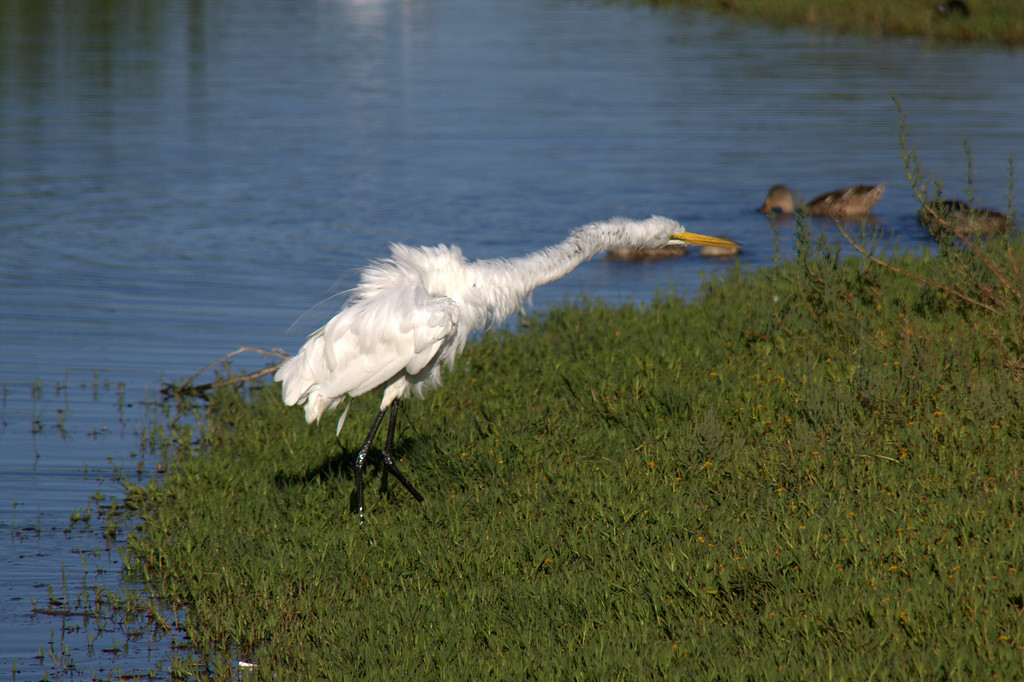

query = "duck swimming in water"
[[761, 184, 887, 218], [918, 199, 1016, 241], [606, 244, 691, 262], [606, 240, 741, 262]]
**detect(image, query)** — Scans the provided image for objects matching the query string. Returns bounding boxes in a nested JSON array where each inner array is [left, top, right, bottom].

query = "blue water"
[[2, 0, 1021, 676]]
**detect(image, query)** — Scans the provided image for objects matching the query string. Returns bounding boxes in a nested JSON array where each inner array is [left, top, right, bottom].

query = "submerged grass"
[[114, 223, 1023, 678], [643, 0, 1024, 46]]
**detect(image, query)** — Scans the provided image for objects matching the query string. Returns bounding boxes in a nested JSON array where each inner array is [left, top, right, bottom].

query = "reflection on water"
[[1, 0, 1021, 675]]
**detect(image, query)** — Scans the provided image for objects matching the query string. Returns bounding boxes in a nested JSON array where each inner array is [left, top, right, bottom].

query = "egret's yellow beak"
[[669, 232, 740, 248]]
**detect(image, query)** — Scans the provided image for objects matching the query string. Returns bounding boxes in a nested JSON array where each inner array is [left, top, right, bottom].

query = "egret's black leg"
[[354, 407, 389, 518], [381, 402, 425, 503]]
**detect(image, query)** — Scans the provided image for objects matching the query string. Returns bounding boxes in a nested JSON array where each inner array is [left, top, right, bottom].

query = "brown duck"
[[918, 200, 1016, 241], [606, 245, 691, 262], [762, 184, 886, 218], [607, 240, 741, 262]]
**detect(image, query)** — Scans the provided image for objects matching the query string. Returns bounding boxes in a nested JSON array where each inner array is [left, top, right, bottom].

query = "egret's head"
[[568, 215, 740, 261], [649, 215, 739, 252], [625, 215, 739, 250]]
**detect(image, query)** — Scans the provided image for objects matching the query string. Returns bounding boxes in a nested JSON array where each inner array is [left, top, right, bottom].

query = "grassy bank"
[[113, 225, 1022, 678], [645, 0, 1024, 46]]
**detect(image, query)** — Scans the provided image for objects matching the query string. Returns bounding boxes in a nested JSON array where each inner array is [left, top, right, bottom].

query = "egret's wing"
[[310, 285, 458, 404]]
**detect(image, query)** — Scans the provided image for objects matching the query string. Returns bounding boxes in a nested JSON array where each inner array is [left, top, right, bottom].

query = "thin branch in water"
[[162, 347, 291, 399]]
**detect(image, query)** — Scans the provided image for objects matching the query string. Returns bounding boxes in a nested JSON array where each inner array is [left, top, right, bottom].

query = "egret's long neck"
[[469, 218, 664, 322], [523, 217, 662, 282], [514, 229, 604, 289], [479, 221, 631, 315]]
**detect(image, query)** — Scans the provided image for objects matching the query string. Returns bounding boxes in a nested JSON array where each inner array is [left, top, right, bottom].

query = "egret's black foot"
[[383, 459, 425, 503], [350, 401, 424, 519]]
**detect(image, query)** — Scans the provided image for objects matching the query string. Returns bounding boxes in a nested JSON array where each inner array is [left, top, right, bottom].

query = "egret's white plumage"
[[276, 215, 738, 513]]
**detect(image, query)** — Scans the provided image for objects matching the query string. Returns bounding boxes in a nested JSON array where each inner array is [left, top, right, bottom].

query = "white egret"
[[275, 216, 739, 515]]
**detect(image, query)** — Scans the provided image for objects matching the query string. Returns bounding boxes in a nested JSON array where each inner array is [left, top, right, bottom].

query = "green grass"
[[642, 0, 1024, 46], [113, 223, 1023, 679]]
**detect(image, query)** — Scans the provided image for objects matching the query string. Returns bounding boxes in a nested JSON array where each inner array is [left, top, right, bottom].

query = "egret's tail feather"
[[275, 333, 352, 431], [275, 354, 311, 407], [335, 403, 350, 436]]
